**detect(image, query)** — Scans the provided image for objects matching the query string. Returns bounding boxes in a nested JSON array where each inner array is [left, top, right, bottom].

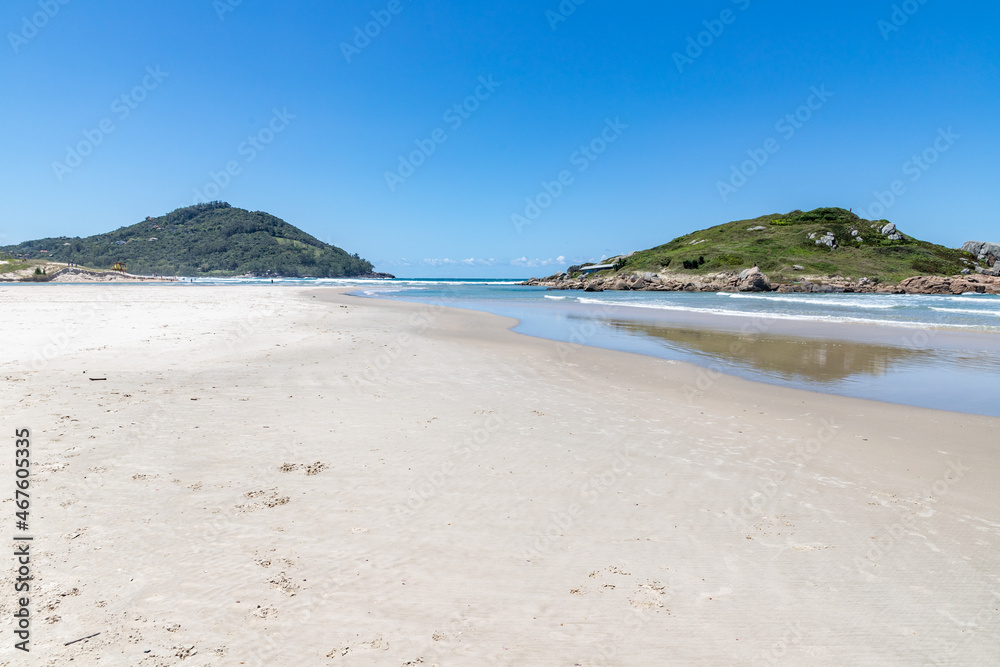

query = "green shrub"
[[911, 258, 951, 274], [715, 253, 743, 266]]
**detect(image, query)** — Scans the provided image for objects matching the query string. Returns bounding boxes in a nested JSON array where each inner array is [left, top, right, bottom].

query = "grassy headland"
[[606, 208, 972, 283]]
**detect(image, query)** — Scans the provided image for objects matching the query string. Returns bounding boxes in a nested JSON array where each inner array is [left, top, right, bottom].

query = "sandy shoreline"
[[1, 285, 998, 665], [370, 293, 1000, 417]]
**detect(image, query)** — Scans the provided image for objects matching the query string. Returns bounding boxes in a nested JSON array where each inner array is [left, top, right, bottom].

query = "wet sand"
[[394, 296, 1000, 416]]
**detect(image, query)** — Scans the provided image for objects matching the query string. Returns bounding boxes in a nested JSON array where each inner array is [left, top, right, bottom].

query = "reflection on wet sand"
[[606, 320, 930, 385]]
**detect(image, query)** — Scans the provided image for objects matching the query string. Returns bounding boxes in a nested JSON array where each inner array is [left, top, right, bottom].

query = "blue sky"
[[3, 0, 998, 278]]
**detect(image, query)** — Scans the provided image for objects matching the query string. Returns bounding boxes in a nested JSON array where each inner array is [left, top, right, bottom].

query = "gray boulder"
[[815, 232, 837, 248], [963, 241, 1000, 267], [734, 266, 772, 292], [880, 222, 904, 241], [962, 241, 983, 255]]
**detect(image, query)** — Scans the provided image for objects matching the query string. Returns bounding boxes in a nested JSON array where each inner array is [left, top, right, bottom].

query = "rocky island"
[[525, 208, 1000, 295]]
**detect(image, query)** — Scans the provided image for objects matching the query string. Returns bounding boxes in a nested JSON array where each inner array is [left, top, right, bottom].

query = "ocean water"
[[348, 282, 1000, 332]]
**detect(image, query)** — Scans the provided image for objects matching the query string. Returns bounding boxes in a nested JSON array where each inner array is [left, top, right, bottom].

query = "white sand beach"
[[1, 285, 998, 665]]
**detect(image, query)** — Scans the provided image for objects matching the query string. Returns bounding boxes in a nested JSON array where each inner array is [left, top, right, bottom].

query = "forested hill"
[[1, 203, 383, 278]]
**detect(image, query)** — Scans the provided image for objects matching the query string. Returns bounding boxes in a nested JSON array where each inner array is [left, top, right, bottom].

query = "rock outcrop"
[[870, 221, 904, 241], [735, 266, 771, 292], [524, 270, 1000, 295], [810, 231, 837, 248], [526, 270, 771, 293], [897, 274, 1000, 295], [962, 241, 1000, 268]]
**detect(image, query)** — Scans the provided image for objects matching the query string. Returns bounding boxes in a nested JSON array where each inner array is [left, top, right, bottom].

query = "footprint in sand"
[[251, 606, 277, 619], [279, 461, 328, 476], [268, 572, 301, 597], [629, 582, 669, 610], [236, 488, 290, 513], [581, 566, 671, 612]]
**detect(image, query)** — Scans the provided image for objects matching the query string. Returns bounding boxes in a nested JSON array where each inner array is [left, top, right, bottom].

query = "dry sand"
[[0, 284, 998, 666]]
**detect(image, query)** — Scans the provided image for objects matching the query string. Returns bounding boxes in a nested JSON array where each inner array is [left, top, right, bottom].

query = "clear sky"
[[3, 0, 998, 277]]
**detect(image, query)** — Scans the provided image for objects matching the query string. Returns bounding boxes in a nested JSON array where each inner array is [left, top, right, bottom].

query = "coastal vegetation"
[[0, 252, 30, 274], [0, 202, 377, 278], [610, 207, 973, 283]]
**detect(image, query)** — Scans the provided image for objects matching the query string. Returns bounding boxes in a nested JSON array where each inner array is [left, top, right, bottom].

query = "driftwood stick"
[[64, 632, 100, 646]]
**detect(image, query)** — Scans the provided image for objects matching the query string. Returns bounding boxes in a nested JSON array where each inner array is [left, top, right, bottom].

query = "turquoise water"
[[350, 280, 1000, 332]]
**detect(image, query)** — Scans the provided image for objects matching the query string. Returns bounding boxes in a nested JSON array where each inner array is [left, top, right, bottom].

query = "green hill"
[[1, 202, 382, 278], [611, 207, 972, 283]]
